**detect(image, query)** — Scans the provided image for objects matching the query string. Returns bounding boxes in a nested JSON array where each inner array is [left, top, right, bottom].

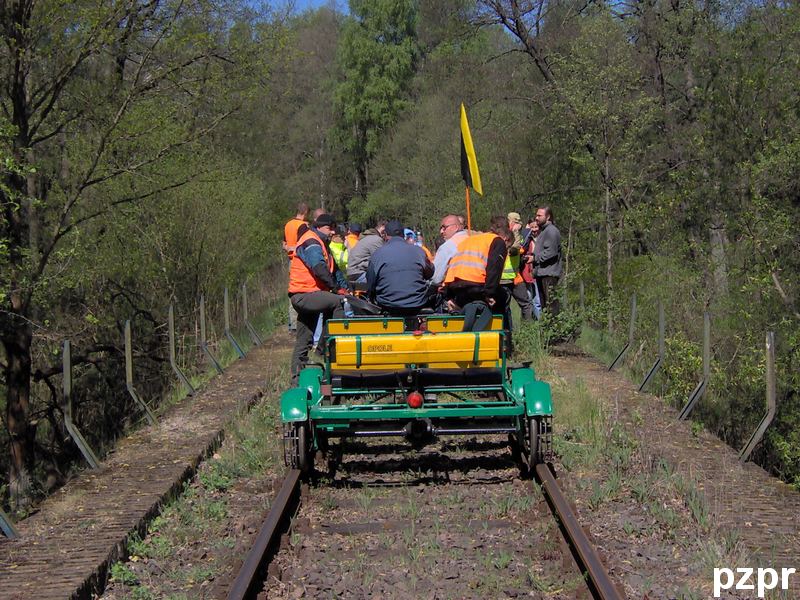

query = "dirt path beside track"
[[550, 348, 800, 597], [0, 330, 293, 600]]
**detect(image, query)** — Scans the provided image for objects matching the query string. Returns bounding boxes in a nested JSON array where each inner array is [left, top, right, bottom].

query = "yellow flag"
[[460, 103, 483, 196]]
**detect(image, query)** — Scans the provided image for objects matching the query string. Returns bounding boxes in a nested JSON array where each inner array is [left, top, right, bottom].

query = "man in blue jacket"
[[366, 220, 434, 315]]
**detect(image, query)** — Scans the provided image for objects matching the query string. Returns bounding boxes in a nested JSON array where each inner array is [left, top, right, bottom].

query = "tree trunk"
[[2, 310, 34, 508], [709, 209, 729, 297], [604, 153, 614, 333], [318, 126, 326, 210]]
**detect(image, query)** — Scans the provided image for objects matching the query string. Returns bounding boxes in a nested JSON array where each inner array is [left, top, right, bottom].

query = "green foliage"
[[335, 0, 420, 193], [110, 562, 139, 586]]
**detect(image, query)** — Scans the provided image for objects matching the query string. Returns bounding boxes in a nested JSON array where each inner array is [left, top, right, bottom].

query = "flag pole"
[[465, 186, 472, 234]]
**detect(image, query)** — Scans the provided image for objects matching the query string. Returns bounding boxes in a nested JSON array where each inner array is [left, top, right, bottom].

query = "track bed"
[[263, 437, 592, 599]]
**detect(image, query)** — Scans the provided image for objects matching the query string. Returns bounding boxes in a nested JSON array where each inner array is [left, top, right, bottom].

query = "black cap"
[[349, 223, 362, 234], [314, 213, 335, 228], [385, 219, 404, 237]]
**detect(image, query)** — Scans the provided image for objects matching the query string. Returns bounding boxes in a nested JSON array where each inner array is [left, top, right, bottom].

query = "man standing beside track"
[[288, 213, 348, 381], [283, 202, 309, 332], [534, 206, 562, 317], [504, 212, 533, 321]]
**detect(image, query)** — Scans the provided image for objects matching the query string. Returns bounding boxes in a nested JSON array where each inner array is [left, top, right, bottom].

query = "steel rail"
[[534, 463, 625, 600], [227, 469, 302, 600]]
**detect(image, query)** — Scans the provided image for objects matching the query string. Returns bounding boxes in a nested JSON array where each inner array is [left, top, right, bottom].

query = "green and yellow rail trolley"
[[281, 313, 553, 472]]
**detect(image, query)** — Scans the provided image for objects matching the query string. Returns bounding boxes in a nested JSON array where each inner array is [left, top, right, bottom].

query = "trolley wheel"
[[283, 421, 313, 473], [296, 421, 311, 473], [528, 416, 543, 468]]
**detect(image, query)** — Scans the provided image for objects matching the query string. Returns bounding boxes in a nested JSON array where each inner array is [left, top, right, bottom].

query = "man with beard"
[[533, 206, 562, 317]]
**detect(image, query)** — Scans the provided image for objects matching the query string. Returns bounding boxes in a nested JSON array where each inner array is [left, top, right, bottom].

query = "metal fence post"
[[639, 301, 664, 392], [168, 305, 195, 395], [242, 283, 263, 346], [0, 507, 18, 539], [579, 280, 585, 313], [739, 332, 777, 462], [679, 312, 710, 420], [125, 321, 157, 425], [224, 287, 246, 359], [609, 293, 636, 371], [62, 341, 100, 469], [200, 295, 224, 374]]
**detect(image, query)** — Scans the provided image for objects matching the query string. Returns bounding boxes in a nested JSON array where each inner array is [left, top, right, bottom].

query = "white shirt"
[[432, 229, 468, 285]]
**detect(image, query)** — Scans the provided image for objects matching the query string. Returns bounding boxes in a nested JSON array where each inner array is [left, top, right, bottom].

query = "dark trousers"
[[511, 281, 533, 320], [290, 291, 345, 379], [535, 276, 561, 318]]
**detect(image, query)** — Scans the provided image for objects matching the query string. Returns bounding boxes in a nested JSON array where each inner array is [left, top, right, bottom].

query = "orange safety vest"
[[444, 232, 499, 285], [284, 218, 307, 258], [346, 233, 360, 250], [288, 229, 335, 293], [421, 245, 433, 262]]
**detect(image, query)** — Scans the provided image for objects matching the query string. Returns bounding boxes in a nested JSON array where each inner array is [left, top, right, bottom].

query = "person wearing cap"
[[367, 220, 434, 315], [347, 220, 387, 283], [405, 228, 434, 261], [346, 223, 362, 250], [504, 212, 533, 322], [288, 213, 349, 379]]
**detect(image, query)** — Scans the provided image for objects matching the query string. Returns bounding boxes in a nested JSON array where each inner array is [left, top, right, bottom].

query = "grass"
[[101, 301, 285, 599]]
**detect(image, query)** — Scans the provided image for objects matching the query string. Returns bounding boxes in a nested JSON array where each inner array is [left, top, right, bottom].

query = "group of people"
[[283, 202, 562, 379]]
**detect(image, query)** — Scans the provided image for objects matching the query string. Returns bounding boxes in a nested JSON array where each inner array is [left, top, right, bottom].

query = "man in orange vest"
[[283, 202, 309, 332], [443, 219, 510, 321], [288, 213, 348, 379]]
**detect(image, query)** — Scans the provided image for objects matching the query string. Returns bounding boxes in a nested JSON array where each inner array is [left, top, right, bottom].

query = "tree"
[[335, 0, 420, 199], [0, 0, 262, 505]]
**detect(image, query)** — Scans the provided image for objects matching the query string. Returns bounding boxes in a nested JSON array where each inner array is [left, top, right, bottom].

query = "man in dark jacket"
[[366, 220, 434, 315], [533, 206, 562, 317]]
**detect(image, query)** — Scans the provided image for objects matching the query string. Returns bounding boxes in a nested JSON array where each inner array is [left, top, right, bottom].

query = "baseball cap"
[[385, 220, 404, 237], [314, 213, 336, 228]]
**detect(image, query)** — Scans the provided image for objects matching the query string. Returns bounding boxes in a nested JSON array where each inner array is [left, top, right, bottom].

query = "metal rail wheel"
[[283, 422, 312, 473]]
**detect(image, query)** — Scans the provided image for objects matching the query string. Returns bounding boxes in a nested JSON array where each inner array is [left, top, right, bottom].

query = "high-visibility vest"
[[284, 218, 307, 258], [288, 230, 334, 293], [329, 240, 348, 271], [346, 233, 360, 250], [444, 232, 499, 285], [501, 253, 524, 285], [421, 245, 433, 262]]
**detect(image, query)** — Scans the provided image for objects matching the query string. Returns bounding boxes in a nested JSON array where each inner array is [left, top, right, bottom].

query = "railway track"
[[226, 444, 624, 600]]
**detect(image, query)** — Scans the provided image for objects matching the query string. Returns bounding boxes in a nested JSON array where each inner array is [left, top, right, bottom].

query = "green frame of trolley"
[[281, 315, 553, 473]]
